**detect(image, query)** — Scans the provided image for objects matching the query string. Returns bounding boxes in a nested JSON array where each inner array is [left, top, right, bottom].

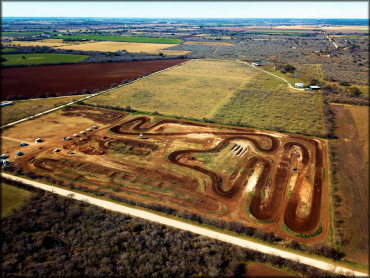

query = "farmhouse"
[[20, 142, 28, 146], [35, 138, 43, 143], [1, 154, 9, 159], [16, 152, 24, 156], [295, 83, 304, 88], [251, 62, 261, 66]]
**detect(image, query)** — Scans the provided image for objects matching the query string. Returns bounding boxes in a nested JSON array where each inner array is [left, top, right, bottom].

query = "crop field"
[[54, 41, 190, 55], [2, 105, 329, 242], [7, 39, 81, 48], [1, 59, 187, 100], [1, 48, 17, 53], [330, 104, 369, 265], [57, 35, 182, 44], [1, 53, 89, 66], [1, 95, 84, 126], [86, 59, 259, 119]]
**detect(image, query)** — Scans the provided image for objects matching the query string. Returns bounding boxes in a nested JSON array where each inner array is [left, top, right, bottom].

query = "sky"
[[2, 1, 369, 19]]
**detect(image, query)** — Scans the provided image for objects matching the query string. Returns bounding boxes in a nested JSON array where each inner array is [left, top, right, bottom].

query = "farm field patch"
[[1, 59, 187, 100], [54, 41, 189, 55], [57, 35, 182, 44], [183, 41, 234, 46], [2, 105, 329, 242], [1, 48, 17, 53], [1, 53, 89, 66], [212, 70, 327, 137], [86, 59, 259, 119], [7, 39, 83, 48], [1, 95, 84, 126], [1, 183, 31, 218], [330, 104, 369, 265]]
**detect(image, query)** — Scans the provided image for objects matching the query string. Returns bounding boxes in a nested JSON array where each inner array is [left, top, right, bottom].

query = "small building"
[[20, 142, 28, 147], [309, 85, 321, 90], [16, 152, 23, 156], [54, 148, 60, 152], [251, 62, 261, 66], [139, 133, 144, 139], [0, 101, 13, 108], [0, 154, 9, 159], [80, 131, 86, 134], [35, 138, 43, 143], [86, 128, 92, 132], [73, 133, 79, 137], [1, 159, 9, 166], [295, 83, 304, 88]]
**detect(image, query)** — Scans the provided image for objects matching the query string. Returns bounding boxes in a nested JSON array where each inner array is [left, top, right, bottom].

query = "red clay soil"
[[20, 106, 328, 240], [1, 59, 188, 100]]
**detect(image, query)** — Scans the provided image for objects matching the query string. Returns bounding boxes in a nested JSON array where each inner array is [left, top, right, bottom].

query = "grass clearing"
[[1, 95, 85, 126], [1, 183, 31, 218], [1, 48, 17, 53], [212, 70, 327, 137], [1, 53, 89, 66], [86, 59, 259, 119], [330, 104, 369, 265]]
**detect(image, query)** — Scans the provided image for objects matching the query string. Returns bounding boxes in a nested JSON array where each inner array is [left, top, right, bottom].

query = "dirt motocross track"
[[6, 106, 328, 242]]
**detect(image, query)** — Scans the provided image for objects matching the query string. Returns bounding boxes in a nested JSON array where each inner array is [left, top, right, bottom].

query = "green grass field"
[[212, 71, 327, 137], [1, 48, 17, 53], [2, 31, 44, 35], [1, 183, 31, 218], [58, 35, 182, 44], [1, 53, 89, 66], [86, 59, 326, 137], [1, 95, 85, 126], [86, 59, 259, 119]]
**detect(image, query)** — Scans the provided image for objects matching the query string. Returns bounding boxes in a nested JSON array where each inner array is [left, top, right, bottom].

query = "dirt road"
[[242, 61, 305, 91], [2, 173, 367, 277]]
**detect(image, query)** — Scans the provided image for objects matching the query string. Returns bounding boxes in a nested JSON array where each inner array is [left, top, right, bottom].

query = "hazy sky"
[[2, 1, 369, 19]]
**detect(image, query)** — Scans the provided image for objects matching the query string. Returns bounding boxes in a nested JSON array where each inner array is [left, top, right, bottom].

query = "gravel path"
[[2, 173, 367, 277]]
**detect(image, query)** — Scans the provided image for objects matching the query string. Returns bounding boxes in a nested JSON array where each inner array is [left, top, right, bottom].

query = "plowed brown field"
[[1, 59, 187, 100], [2, 105, 329, 242]]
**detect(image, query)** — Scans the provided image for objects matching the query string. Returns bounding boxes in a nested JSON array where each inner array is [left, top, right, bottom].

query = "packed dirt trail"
[[2, 173, 367, 277]]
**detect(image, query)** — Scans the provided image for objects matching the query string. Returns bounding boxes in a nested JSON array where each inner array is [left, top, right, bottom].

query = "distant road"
[[2, 173, 367, 277]]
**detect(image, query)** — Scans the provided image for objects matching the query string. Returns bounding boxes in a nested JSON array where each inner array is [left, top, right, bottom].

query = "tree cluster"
[[1, 188, 342, 277]]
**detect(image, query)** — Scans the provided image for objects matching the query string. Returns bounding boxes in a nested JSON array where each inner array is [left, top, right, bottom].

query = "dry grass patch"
[[183, 41, 234, 46], [55, 41, 177, 54], [86, 59, 258, 119]]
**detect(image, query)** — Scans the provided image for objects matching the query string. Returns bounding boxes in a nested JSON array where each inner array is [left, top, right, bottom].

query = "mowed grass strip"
[[1, 95, 84, 126], [1, 53, 89, 66], [86, 59, 259, 119], [58, 35, 182, 44], [212, 71, 327, 137], [1, 183, 31, 218]]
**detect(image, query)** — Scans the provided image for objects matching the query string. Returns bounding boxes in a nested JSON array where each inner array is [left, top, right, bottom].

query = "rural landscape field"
[[1, 3, 369, 277]]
